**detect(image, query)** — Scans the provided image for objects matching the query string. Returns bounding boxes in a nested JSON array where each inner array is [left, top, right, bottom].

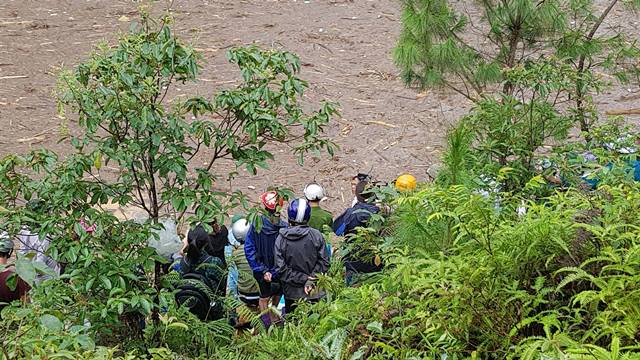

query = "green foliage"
[[395, 0, 567, 99], [395, 0, 640, 138], [143, 294, 235, 358], [212, 178, 640, 359], [4, 5, 640, 360], [56, 16, 336, 223], [0, 14, 336, 359], [437, 124, 474, 186], [442, 57, 580, 190]]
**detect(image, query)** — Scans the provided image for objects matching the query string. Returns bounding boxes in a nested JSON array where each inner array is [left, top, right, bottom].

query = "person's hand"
[[263, 272, 272, 282], [179, 238, 188, 256], [304, 277, 316, 295]]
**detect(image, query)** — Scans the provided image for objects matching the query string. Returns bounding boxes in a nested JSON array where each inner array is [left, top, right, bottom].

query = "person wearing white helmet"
[[304, 183, 334, 258], [231, 218, 260, 307], [304, 183, 333, 235]]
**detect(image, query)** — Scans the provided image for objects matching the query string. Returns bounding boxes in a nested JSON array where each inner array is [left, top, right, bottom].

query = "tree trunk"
[[575, 0, 619, 142], [502, 19, 522, 96]]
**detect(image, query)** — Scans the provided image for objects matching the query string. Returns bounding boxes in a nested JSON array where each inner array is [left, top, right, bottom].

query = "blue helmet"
[[287, 198, 311, 224]]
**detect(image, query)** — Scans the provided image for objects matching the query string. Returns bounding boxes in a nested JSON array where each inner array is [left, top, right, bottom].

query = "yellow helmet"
[[395, 174, 417, 192]]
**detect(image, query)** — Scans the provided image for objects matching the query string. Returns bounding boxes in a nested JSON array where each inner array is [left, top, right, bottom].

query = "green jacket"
[[308, 206, 333, 235], [232, 246, 259, 295]]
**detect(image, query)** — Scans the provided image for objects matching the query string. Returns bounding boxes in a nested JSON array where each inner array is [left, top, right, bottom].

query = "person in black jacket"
[[204, 220, 229, 267], [275, 198, 330, 314], [333, 180, 382, 285]]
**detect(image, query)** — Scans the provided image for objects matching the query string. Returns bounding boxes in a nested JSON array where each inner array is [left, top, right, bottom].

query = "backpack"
[[175, 265, 225, 321]]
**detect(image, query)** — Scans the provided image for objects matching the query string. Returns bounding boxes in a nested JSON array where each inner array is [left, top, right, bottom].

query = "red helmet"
[[261, 191, 283, 211]]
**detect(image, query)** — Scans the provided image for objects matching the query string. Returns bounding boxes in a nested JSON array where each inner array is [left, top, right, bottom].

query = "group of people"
[[172, 173, 417, 325], [0, 173, 418, 326]]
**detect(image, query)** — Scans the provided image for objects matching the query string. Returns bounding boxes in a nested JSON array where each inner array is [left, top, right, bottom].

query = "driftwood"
[[16, 135, 45, 144], [365, 120, 397, 128], [0, 20, 34, 26], [0, 75, 28, 80], [618, 93, 640, 102], [605, 108, 640, 116]]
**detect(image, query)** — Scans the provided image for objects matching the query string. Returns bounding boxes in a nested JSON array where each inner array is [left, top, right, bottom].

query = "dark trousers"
[[285, 298, 299, 315]]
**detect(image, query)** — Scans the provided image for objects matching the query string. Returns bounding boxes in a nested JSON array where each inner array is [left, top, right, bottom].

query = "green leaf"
[[15, 256, 37, 286], [40, 314, 64, 332], [76, 335, 95, 350], [167, 322, 189, 330], [140, 298, 152, 314], [5, 272, 17, 292], [85, 278, 95, 292], [32, 261, 56, 278], [366, 321, 383, 334], [101, 276, 112, 290]]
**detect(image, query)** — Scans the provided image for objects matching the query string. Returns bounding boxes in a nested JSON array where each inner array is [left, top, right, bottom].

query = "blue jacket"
[[332, 203, 379, 236], [581, 160, 640, 189], [244, 215, 287, 277], [332, 202, 382, 275]]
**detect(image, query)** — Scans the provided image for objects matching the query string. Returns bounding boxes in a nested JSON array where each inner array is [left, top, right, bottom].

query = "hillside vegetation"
[[2, 1, 640, 359]]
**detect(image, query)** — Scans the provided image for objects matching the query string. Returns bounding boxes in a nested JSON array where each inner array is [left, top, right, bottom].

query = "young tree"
[[57, 16, 336, 225], [55, 15, 336, 288], [394, 0, 640, 137]]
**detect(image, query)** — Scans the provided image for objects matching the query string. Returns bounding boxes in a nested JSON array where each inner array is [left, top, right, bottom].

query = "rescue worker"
[[174, 226, 227, 321], [350, 173, 371, 206], [333, 181, 382, 285], [304, 183, 333, 233], [226, 214, 244, 300], [305, 183, 334, 257], [204, 220, 229, 267], [231, 218, 260, 307], [275, 198, 330, 314], [178, 226, 227, 297], [18, 200, 61, 282], [244, 191, 288, 327]]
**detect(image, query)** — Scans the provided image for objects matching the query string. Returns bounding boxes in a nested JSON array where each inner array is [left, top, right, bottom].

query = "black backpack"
[[175, 270, 225, 321]]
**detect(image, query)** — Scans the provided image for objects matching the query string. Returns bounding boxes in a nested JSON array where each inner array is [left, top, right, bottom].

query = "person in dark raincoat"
[[333, 181, 382, 284], [275, 198, 329, 314]]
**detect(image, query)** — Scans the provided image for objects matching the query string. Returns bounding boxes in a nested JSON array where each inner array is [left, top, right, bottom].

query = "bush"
[[208, 179, 640, 359]]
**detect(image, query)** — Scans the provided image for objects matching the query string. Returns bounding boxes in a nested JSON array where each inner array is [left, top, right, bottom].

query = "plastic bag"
[[148, 218, 183, 258]]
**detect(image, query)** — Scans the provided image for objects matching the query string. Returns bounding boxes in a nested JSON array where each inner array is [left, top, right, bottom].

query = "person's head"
[[207, 219, 221, 235], [351, 173, 370, 195], [287, 198, 311, 226], [261, 191, 283, 214], [395, 174, 417, 192], [0, 233, 13, 263], [185, 226, 210, 264], [304, 183, 325, 205], [231, 219, 250, 244], [355, 181, 374, 203]]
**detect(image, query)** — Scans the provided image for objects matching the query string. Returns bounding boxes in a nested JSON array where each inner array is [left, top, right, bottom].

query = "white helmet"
[[231, 219, 250, 242], [304, 183, 325, 201]]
